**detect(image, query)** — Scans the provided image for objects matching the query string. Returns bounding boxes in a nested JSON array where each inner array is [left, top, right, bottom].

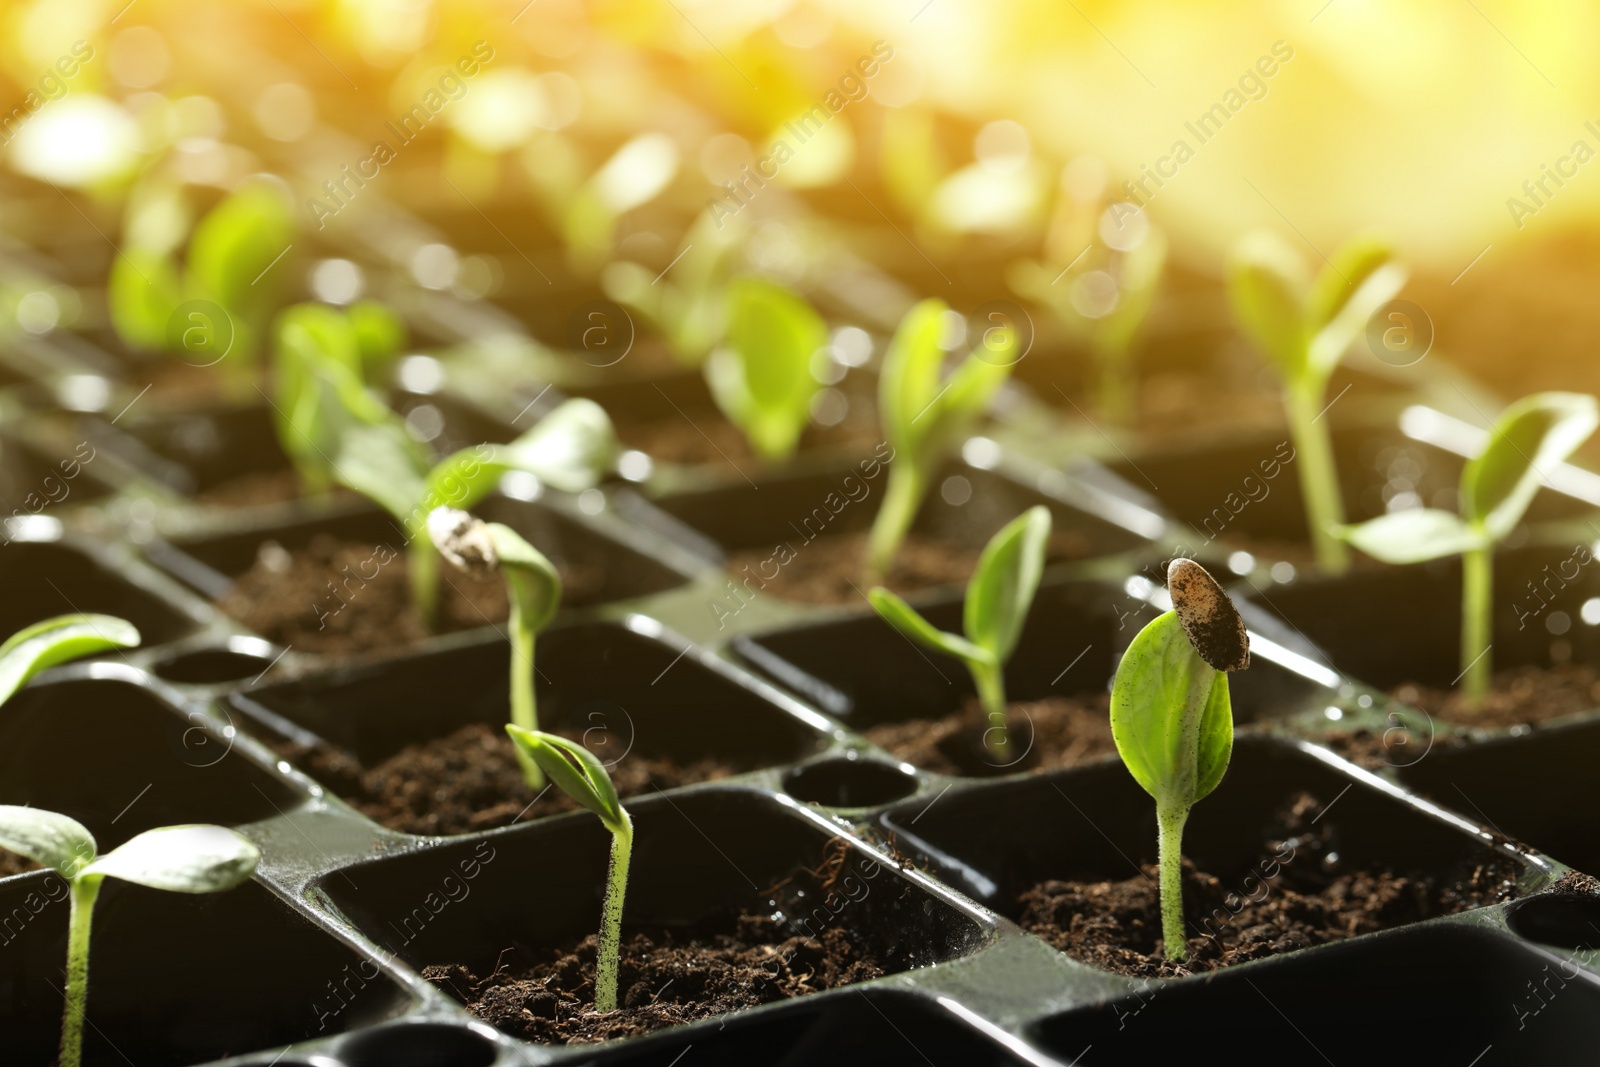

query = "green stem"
[[1285, 382, 1349, 574], [971, 659, 1010, 761], [509, 602, 544, 789], [866, 462, 926, 583], [1156, 803, 1189, 962], [409, 541, 440, 632], [1462, 543, 1493, 708], [60, 876, 102, 1067], [595, 812, 633, 1012]]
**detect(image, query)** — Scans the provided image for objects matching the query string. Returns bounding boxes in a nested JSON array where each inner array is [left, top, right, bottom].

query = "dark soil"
[[1550, 870, 1600, 895], [0, 851, 40, 878], [725, 528, 1097, 605], [864, 694, 1115, 777], [276, 722, 743, 836], [1017, 791, 1519, 978], [1392, 663, 1600, 730], [423, 910, 885, 1043], [1327, 664, 1600, 769], [218, 535, 602, 655]]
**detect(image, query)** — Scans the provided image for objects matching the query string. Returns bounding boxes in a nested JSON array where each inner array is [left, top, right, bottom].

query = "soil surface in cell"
[[865, 694, 1115, 777], [1017, 791, 1519, 978], [220, 535, 602, 655], [424, 909, 886, 1042], [0, 851, 40, 878], [1329, 664, 1600, 769], [276, 723, 745, 836], [725, 528, 1097, 606]]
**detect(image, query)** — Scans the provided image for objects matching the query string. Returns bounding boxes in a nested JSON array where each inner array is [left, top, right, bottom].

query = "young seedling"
[[429, 507, 561, 787], [273, 300, 409, 496], [1009, 206, 1168, 423], [867, 506, 1052, 762], [602, 206, 746, 365], [1337, 391, 1599, 707], [1228, 232, 1407, 574], [0, 614, 140, 706], [108, 181, 296, 387], [0, 808, 258, 1067], [1111, 559, 1249, 962], [276, 335, 616, 627], [704, 277, 828, 462], [503, 727, 631, 1012], [868, 299, 1017, 581]]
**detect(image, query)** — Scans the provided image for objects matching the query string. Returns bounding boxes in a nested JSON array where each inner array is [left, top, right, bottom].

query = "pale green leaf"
[[1337, 508, 1487, 565], [485, 522, 561, 634], [1110, 611, 1233, 808], [187, 184, 295, 318], [868, 587, 994, 668], [504, 726, 625, 830], [1462, 391, 1600, 541], [0, 806, 95, 878], [84, 825, 258, 893], [880, 299, 950, 458], [1307, 235, 1407, 380], [0, 614, 140, 707], [709, 278, 827, 461], [107, 250, 182, 352], [1227, 231, 1308, 380], [964, 506, 1052, 663], [501, 398, 619, 493]]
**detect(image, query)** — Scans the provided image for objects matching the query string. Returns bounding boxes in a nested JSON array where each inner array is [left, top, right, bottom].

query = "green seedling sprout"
[[868, 299, 1017, 582], [273, 300, 408, 496], [1227, 232, 1408, 574], [108, 181, 296, 388], [1009, 208, 1168, 423], [0, 614, 140, 706], [705, 277, 829, 462], [504, 727, 632, 1012], [275, 334, 616, 628], [601, 206, 746, 365], [1111, 559, 1250, 963], [429, 507, 561, 787], [868, 506, 1052, 762], [1337, 391, 1599, 707], [0, 809, 258, 1067]]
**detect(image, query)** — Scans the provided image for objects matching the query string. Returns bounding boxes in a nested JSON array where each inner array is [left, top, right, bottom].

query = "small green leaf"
[[0, 614, 140, 707], [1307, 235, 1407, 379], [504, 726, 625, 830], [707, 278, 827, 461], [500, 398, 619, 493], [485, 522, 561, 634], [1227, 231, 1308, 380], [107, 250, 182, 352], [348, 300, 408, 372], [0, 806, 96, 878], [83, 825, 259, 893], [187, 184, 295, 322], [880, 299, 950, 460], [1337, 508, 1488, 565], [1109, 611, 1233, 808], [1462, 392, 1600, 541], [423, 446, 513, 520], [964, 506, 1052, 663], [867, 587, 994, 668]]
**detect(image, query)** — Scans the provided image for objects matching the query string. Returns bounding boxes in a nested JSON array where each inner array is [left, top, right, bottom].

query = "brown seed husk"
[[1167, 558, 1250, 672]]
